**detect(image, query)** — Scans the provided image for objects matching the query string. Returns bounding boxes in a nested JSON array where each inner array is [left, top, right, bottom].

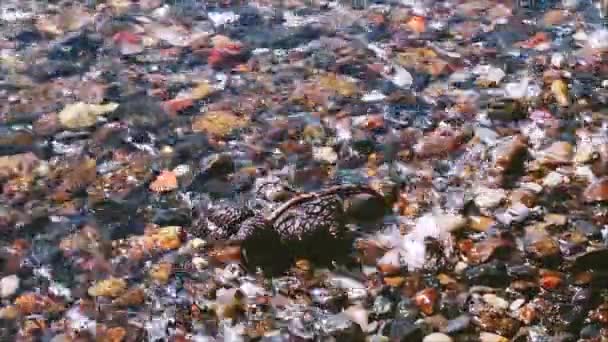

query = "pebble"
[[2, 1, 608, 340], [541, 141, 573, 164], [444, 315, 470, 334], [583, 177, 608, 202], [0, 275, 19, 298], [58, 102, 118, 129], [422, 332, 453, 342], [543, 171, 567, 187], [87, 277, 127, 298], [469, 216, 496, 232], [551, 53, 565, 68], [509, 298, 526, 311], [479, 332, 508, 342], [389, 319, 422, 342], [474, 187, 506, 209], [482, 294, 509, 310], [313, 146, 338, 164]]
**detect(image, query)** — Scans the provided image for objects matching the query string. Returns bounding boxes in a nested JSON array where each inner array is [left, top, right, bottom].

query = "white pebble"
[[589, 29, 608, 50], [510, 298, 526, 311], [480, 332, 508, 342], [0, 275, 19, 298], [423, 333, 453, 342], [542, 171, 567, 187], [474, 187, 506, 209], [482, 293, 509, 310], [551, 53, 565, 68], [313, 146, 338, 164]]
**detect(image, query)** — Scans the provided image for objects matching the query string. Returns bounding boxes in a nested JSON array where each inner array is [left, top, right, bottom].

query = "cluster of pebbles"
[[1, 0, 608, 341]]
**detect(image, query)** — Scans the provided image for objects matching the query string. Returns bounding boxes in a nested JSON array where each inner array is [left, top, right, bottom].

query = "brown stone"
[[476, 312, 520, 337], [112, 287, 145, 307], [526, 238, 560, 260], [384, 276, 405, 287], [469, 216, 496, 232], [510, 188, 537, 207], [492, 135, 527, 176], [414, 288, 438, 315], [584, 177, 608, 202]]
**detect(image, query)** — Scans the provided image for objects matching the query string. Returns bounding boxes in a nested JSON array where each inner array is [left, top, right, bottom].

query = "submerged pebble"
[[0, 0, 606, 341]]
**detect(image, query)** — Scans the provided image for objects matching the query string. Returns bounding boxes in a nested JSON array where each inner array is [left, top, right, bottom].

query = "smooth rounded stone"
[[474, 187, 506, 210], [492, 135, 527, 175], [482, 294, 509, 310], [475, 127, 500, 145], [573, 249, 608, 271], [572, 220, 601, 238], [538, 141, 573, 165], [495, 203, 530, 225], [479, 332, 508, 342], [580, 324, 601, 339], [444, 315, 471, 334], [344, 193, 386, 223], [312, 146, 338, 164], [551, 53, 566, 68], [422, 333, 453, 342], [509, 298, 525, 311], [542, 171, 567, 187], [464, 260, 509, 287], [372, 296, 393, 316], [388, 319, 423, 342], [0, 128, 36, 155], [583, 177, 608, 202], [506, 264, 538, 279], [510, 188, 537, 208], [200, 153, 235, 178], [319, 313, 365, 341], [0, 275, 19, 298], [486, 99, 527, 121]]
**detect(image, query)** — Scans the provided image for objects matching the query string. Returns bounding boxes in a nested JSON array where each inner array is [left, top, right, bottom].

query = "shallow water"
[[1, 0, 608, 341]]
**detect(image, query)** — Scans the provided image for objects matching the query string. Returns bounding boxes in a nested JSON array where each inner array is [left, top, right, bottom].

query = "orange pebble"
[[407, 16, 426, 33], [539, 273, 562, 290], [149, 170, 178, 193]]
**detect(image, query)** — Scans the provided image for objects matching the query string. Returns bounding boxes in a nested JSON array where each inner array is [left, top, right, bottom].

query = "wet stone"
[[583, 177, 608, 202], [464, 260, 510, 287], [423, 333, 453, 342], [3, 0, 608, 340], [572, 220, 601, 239], [344, 193, 386, 223], [388, 319, 423, 342], [444, 315, 471, 334], [486, 99, 527, 121]]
